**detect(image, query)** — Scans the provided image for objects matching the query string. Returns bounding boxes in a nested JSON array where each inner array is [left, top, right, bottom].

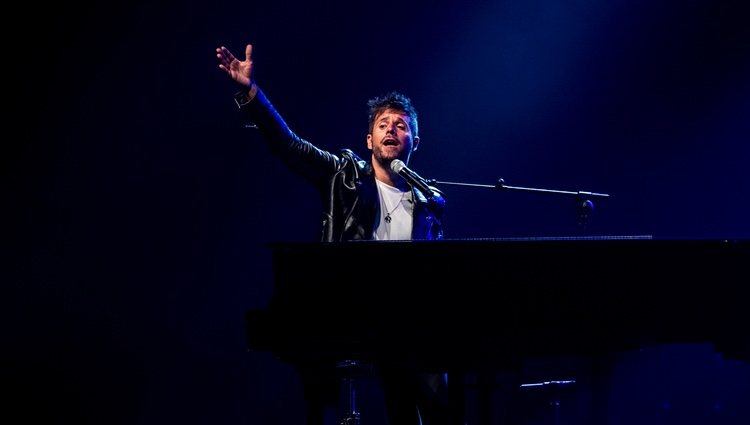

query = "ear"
[[367, 134, 373, 150], [412, 136, 420, 152]]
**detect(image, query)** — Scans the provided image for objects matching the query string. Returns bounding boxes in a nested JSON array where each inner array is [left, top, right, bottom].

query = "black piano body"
[[246, 237, 749, 371]]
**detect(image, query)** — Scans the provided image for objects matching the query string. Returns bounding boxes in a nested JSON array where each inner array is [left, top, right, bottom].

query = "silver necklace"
[[384, 190, 408, 223]]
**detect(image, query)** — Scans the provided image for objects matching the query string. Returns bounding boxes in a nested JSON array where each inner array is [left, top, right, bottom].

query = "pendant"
[[385, 214, 392, 223]]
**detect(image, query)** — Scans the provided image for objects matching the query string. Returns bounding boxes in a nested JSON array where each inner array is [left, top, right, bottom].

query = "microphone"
[[390, 159, 435, 198]]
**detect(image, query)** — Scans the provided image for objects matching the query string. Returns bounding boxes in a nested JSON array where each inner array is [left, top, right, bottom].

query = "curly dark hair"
[[367, 91, 419, 138]]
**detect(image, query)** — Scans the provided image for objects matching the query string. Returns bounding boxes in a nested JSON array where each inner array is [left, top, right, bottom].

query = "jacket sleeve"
[[236, 87, 342, 187]]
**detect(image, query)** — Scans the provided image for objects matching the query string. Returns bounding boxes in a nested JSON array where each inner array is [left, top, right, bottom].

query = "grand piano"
[[245, 237, 749, 423]]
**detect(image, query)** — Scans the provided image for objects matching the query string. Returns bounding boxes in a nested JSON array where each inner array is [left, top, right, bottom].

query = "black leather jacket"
[[235, 88, 445, 242]]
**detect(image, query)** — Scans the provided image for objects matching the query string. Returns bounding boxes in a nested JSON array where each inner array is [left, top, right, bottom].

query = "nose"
[[386, 123, 397, 135]]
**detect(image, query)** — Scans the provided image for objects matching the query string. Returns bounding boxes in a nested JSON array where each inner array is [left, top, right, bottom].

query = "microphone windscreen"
[[390, 159, 405, 173]]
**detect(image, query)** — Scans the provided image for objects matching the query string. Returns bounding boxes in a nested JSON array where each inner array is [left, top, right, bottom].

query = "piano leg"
[[337, 360, 365, 425]]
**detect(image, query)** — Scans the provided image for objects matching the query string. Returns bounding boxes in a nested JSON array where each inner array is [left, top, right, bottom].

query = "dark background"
[[8, 0, 749, 424]]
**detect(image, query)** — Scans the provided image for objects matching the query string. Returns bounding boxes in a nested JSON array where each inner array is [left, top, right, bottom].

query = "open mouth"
[[383, 138, 399, 146]]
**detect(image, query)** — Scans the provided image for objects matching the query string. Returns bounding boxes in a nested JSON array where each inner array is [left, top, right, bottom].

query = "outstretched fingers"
[[216, 46, 235, 71]]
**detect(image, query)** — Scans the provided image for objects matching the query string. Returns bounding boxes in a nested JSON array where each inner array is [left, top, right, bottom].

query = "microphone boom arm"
[[426, 178, 610, 231]]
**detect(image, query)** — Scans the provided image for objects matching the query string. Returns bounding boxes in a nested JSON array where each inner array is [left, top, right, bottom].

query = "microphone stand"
[[426, 178, 610, 232]]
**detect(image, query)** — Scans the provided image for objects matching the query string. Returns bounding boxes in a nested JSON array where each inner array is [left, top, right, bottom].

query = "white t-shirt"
[[373, 179, 413, 241]]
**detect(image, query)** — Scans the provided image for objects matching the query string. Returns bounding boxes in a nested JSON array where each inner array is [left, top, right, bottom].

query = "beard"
[[373, 143, 406, 164]]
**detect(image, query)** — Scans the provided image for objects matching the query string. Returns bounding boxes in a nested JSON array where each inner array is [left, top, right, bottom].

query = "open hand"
[[216, 44, 254, 88]]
